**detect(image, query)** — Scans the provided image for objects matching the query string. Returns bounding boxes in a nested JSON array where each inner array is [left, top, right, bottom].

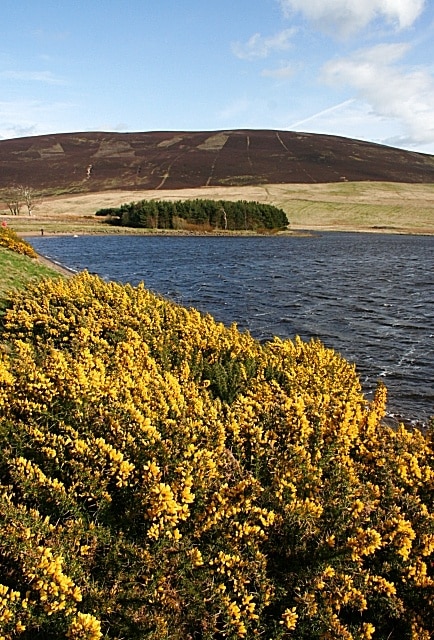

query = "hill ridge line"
[[1, 129, 433, 194]]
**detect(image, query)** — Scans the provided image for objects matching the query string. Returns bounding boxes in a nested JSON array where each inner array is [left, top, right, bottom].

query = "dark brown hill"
[[1, 129, 434, 194]]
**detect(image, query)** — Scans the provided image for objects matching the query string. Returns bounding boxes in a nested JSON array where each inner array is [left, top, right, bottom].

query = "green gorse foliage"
[[0, 272, 433, 639]]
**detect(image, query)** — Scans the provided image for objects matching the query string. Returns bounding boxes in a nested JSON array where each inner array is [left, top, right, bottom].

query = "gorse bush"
[[0, 226, 37, 258], [0, 272, 433, 639]]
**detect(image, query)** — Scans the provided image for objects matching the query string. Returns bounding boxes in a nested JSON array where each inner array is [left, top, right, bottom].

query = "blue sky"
[[2, 0, 434, 153]]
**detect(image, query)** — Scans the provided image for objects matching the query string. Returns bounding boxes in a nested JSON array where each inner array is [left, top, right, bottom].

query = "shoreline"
[[22, 228, 315, 239], [29, 230, 312, 277], [27, 233, 433, 432], [20, 226, 434, 239], [2, 180, 433, 236], [25, 224, 434, 277], [34, 253, 77, 276]]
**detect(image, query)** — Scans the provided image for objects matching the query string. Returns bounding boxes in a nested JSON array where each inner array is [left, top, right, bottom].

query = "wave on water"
[[29, 232, 434, 428]]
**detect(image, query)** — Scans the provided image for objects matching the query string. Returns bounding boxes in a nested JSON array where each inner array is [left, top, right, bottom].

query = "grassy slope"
[[0, 246, 63, 312], [3, 181, 434, 235]]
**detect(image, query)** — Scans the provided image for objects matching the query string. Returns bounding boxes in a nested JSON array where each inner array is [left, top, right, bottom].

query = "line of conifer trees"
[[95, 198, 289, 231]]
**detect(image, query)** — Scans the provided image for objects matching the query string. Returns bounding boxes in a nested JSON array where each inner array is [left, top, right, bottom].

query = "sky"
[[2, 0, 434, 154]]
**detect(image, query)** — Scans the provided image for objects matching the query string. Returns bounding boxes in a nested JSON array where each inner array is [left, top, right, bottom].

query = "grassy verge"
[[0, 246, 63, 313]]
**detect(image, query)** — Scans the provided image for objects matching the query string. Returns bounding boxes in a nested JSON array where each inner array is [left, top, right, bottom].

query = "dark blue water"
[[28, 233, 434, 427]]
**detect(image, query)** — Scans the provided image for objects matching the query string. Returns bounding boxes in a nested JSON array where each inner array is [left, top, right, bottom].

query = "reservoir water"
[[28, 233, 434, 428]]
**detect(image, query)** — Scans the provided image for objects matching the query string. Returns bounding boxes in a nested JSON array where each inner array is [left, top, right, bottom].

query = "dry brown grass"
[[2, 181, 433, 235]]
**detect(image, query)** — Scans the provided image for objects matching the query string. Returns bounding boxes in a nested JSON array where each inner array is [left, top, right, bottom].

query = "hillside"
[[1, 129, 434, 194]]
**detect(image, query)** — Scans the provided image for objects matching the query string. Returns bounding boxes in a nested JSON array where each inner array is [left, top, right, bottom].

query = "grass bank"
[[0, 244, 64, 313]]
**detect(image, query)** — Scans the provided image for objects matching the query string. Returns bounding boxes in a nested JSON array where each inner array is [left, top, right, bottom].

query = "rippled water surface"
[[29, 233, 434, 426]]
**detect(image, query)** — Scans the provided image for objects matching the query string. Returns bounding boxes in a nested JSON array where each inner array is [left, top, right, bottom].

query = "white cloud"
[[261, 63, 295, 79], [279, 0, 426, 36], [217, 97, 252, 121], [0, 101, 40, 139], [321, 43, 434, 148], [216, 95, 289, 130], [0, 70, 65, 85], [0, 99, 76, 140], [0, 123, 38, 140], [232, 28, 296, 60], [287, 99, 387, 139]]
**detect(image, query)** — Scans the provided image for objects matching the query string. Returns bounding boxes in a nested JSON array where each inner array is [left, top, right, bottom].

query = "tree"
[[219, 204, 228, 230], [20, 185, 42, 216], [1, 185, 42, 216], [2, 187, 22, 215]]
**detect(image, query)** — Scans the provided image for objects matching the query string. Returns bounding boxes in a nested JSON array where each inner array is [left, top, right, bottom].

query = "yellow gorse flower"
[[0, 272, 432, 639], [66, 612, 102, 640], [281, 606, 298, 630]]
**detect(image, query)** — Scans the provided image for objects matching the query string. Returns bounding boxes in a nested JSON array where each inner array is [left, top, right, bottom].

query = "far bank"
[[2, 181, 434, 236]]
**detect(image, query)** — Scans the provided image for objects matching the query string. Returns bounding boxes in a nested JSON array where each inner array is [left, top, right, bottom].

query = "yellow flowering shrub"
[[0, 272, 433, 639], [0, 227, 37, 258]]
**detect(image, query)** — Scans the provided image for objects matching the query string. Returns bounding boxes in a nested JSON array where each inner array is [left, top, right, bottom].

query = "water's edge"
[[28, 233, 434, 428]]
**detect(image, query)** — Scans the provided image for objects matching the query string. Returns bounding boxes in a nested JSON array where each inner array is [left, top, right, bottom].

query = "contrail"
[[288, 98, 356, 129]]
